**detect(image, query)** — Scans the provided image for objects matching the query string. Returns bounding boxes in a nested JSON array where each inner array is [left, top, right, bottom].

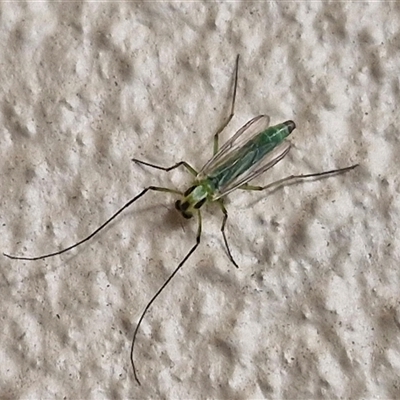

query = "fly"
[[4, 55, 358, 385]]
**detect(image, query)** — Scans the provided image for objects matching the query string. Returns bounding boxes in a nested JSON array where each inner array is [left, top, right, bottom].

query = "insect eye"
[[182, 211, 193, 219], [180, 201, 190, 211], [175, 200, 190, 212], [184, 186, 196, 197], [194, 198, 206, 209]]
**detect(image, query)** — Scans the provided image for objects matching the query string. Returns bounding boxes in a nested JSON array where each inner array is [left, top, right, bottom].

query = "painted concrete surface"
[[1, 3, 399, 399]]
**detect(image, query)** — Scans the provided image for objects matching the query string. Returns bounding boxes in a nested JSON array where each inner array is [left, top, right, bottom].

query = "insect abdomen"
[[258, 120, 295, 147], [208, 121, 295, 188]]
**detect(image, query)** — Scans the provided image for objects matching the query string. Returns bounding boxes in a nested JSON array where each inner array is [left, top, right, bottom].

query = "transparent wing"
[[213, 140, 291, 200], [198, 115, 270, 178]]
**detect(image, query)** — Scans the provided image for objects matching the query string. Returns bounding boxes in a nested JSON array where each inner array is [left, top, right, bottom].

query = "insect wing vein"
[[213, 141, 291, 199], [198, 115, 270, 178]]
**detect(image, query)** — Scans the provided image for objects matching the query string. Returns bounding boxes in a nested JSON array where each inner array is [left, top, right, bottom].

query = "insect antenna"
[[3, 186, 180, 261], [131, 210, 202, 385]]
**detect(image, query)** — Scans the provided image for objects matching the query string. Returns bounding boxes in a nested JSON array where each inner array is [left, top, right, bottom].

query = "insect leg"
[[131, 209, 202, 385], [217, 200, 239, 269], [239, 164, 359, 192], [3, 186, 181, 261], [213, 54, 240, 155], [132, 158, 197, 176]]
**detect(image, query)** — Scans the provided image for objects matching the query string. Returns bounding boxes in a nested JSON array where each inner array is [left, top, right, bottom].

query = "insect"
[[4, 55, 358, 385]]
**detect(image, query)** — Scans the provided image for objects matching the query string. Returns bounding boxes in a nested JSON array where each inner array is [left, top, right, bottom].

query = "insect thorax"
[[175, 180, 215, 219]]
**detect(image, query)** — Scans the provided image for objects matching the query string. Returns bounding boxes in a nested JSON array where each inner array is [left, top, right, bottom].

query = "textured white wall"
[[1, 3, 399, 399]]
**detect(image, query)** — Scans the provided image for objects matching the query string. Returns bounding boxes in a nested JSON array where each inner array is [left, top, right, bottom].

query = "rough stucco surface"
[[1, 3, 399, 399]]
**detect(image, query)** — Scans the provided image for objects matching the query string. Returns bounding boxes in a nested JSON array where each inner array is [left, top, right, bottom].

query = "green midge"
[[175, 121, 295, 219]]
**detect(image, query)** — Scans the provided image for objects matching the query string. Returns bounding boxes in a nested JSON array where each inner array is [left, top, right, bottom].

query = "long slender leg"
[[213, 54, 240, 155], [3, 186, 181, 261], [217, 200, 239, 269], [132, 158, 198, 176], [131, 210, 202, 385], [240, 164, 359, 192]]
